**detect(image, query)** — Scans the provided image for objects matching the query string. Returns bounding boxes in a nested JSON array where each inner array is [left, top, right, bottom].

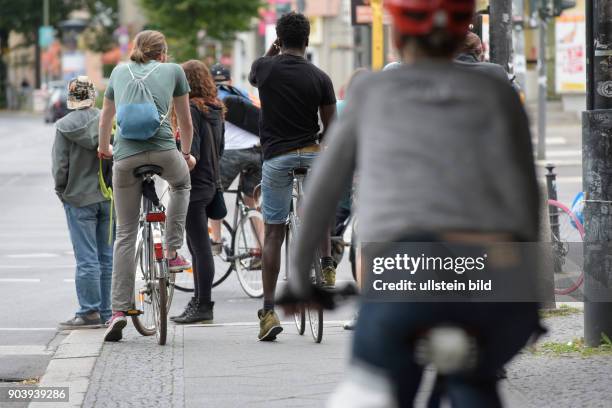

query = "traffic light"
[[553, 0, 576, 16]]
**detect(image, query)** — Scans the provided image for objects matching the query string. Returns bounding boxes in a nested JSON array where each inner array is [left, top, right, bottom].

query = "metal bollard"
[[545, 164, 561, 273]]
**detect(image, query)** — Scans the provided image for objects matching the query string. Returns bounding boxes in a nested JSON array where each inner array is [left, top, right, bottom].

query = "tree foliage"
[[0, 0, 117, 49], [139, 0, 262, 61]]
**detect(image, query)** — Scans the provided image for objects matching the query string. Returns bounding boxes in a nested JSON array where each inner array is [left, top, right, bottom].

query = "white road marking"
[[555, 176, 582, 183], [532, 137, 567, 146], [63, 279, 75, 283], [6, 253, 59, 259], [545, 150, 581, 158], [0, 328, 56, 331], [0, 265, 74, 269], [536, 159, 581, 167], [0, 345, 52, 356], [185, 320, 350, 328], [0, 278, 41, 283]]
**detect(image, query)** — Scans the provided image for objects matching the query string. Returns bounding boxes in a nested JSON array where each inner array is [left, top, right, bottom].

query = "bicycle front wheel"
[[233, 210, 264, 298], [548, 199, 584, 296]]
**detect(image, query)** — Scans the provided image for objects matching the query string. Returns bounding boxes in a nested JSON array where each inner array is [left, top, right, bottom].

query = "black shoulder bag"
[[204, 122, 227, 220]]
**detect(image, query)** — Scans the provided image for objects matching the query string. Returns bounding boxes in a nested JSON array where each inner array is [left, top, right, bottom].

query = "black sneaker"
[[174, 301, 214, 324], [58, 312, 102, 330], [170, 297, 197, 321]]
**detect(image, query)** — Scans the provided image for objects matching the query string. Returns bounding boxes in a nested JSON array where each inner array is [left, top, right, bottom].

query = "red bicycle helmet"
[[384, 0, 475, 38]]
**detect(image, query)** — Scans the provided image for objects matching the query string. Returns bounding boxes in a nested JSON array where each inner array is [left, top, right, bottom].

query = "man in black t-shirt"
[[249, 12, 337, 341]]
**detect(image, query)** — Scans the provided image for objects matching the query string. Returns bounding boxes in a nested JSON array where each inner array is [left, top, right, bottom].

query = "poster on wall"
[[555, 14, 587, 93]]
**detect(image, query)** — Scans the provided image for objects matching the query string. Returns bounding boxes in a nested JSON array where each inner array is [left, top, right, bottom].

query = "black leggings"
[[185, 199, 215, 303]]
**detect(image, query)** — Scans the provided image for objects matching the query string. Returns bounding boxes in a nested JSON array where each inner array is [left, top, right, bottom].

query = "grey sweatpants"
[[111, 149, 191, 311]]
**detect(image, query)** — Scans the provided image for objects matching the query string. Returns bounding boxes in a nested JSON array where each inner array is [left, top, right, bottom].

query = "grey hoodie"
[[52, 108, 109, 207]]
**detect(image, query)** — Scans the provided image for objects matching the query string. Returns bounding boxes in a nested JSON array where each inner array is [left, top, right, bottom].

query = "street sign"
[[350, 0, 391, 26], [38, 26, 54, 49]]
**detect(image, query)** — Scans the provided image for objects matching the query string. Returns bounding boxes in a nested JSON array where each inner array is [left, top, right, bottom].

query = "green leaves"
[[139, 0, 262, 60]]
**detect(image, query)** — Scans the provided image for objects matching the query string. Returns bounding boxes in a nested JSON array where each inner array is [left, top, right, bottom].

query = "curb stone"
[[28, 330, 105, 408]]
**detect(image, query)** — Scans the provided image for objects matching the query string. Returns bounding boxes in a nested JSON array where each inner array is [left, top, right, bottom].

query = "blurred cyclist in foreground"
[[282, 0, 542, 406]]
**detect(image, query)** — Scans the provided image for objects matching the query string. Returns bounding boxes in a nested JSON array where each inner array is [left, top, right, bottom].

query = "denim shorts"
[[261, 151, 318, 224], [219, 147, 262, 197]]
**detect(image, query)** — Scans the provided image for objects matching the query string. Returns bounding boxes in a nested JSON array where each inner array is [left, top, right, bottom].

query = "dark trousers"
[[352, 302, 541, 407], [186, 199, 215, 302]]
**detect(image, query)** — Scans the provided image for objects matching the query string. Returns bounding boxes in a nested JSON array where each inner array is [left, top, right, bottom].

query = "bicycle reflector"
[[154, 243, 164, 261], [146, 211, 166, 223]]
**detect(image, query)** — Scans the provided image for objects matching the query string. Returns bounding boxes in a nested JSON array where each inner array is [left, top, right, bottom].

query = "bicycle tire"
[[286, 223, 306, 335], [309, 250, 324, 343], [171, 220, 234, 292], [154, 276, 168, 345], [548, 199, 585, 295], [234, 210, 264, 298], [212, 220, 235, 287], [132, 236, 156, 337], [308, 306, 323, 343]]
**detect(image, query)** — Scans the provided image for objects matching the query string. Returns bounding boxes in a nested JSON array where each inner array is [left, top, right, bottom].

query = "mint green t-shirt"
[[105, 61, 190, 161]]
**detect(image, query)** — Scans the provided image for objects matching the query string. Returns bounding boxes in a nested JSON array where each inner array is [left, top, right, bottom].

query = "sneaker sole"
[[103, 319, 127, 342], [258, 325, 283, 341]]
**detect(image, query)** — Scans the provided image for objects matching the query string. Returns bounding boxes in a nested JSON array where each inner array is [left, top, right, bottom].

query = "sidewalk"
[[30, 300, 612, 408]]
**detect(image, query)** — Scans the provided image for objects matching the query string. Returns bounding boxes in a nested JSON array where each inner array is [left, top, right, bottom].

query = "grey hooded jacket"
[[52, 108, 110, 207]]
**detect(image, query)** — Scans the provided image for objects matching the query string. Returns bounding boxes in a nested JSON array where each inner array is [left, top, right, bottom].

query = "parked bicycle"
[[171, 170, 264, 298], [130, 165, 175, 346], [548, 199, 585, 296]]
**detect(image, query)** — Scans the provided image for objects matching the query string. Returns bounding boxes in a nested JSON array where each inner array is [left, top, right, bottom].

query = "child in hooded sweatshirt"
[[53, 76, 114, 329]]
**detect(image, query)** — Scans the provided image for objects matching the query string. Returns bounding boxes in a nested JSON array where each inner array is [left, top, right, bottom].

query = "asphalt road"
[[0, 105, 583, 386]]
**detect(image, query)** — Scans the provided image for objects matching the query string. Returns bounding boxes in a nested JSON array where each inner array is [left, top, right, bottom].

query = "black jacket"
[[189, 102, 225, 203]]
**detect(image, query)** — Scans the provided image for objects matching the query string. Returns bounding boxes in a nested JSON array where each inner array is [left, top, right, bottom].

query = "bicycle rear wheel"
[[132, 236, 156, 337], [152, 276, 168, 345], [286, 222, 306, 335], [548, 199, 584, 295], [234, 210, 264, 298], [308, 252, 324, 343]]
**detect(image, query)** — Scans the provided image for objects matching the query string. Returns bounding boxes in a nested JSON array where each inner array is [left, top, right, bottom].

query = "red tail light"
[[146, 212, 166, 222], [154, 243, 164, 260]]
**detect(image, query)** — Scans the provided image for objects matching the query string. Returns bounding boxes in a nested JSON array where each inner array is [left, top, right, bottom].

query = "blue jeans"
[[64, 201, 114, 321], [353, 302, 541, 407], [261, 151, 318, 224]]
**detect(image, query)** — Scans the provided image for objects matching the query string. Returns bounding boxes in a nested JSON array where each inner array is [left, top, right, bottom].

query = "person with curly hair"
[[171, 60, 225, 324], [248, 11, 337, 341]]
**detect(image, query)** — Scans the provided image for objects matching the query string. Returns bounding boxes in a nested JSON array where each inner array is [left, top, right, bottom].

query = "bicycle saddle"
[[133, 165, 163, 178], [291, 167, 309, 176]]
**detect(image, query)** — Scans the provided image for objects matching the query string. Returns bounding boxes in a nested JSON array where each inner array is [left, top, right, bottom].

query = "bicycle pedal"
[[126, 309, 143, 316]]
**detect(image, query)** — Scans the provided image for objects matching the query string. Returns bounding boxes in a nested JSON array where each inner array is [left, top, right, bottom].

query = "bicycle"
[[548, 199, 585, 296], [130, 165, 175, 346], [284, 167, 325, 343], [171, 170, 265, 298]]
